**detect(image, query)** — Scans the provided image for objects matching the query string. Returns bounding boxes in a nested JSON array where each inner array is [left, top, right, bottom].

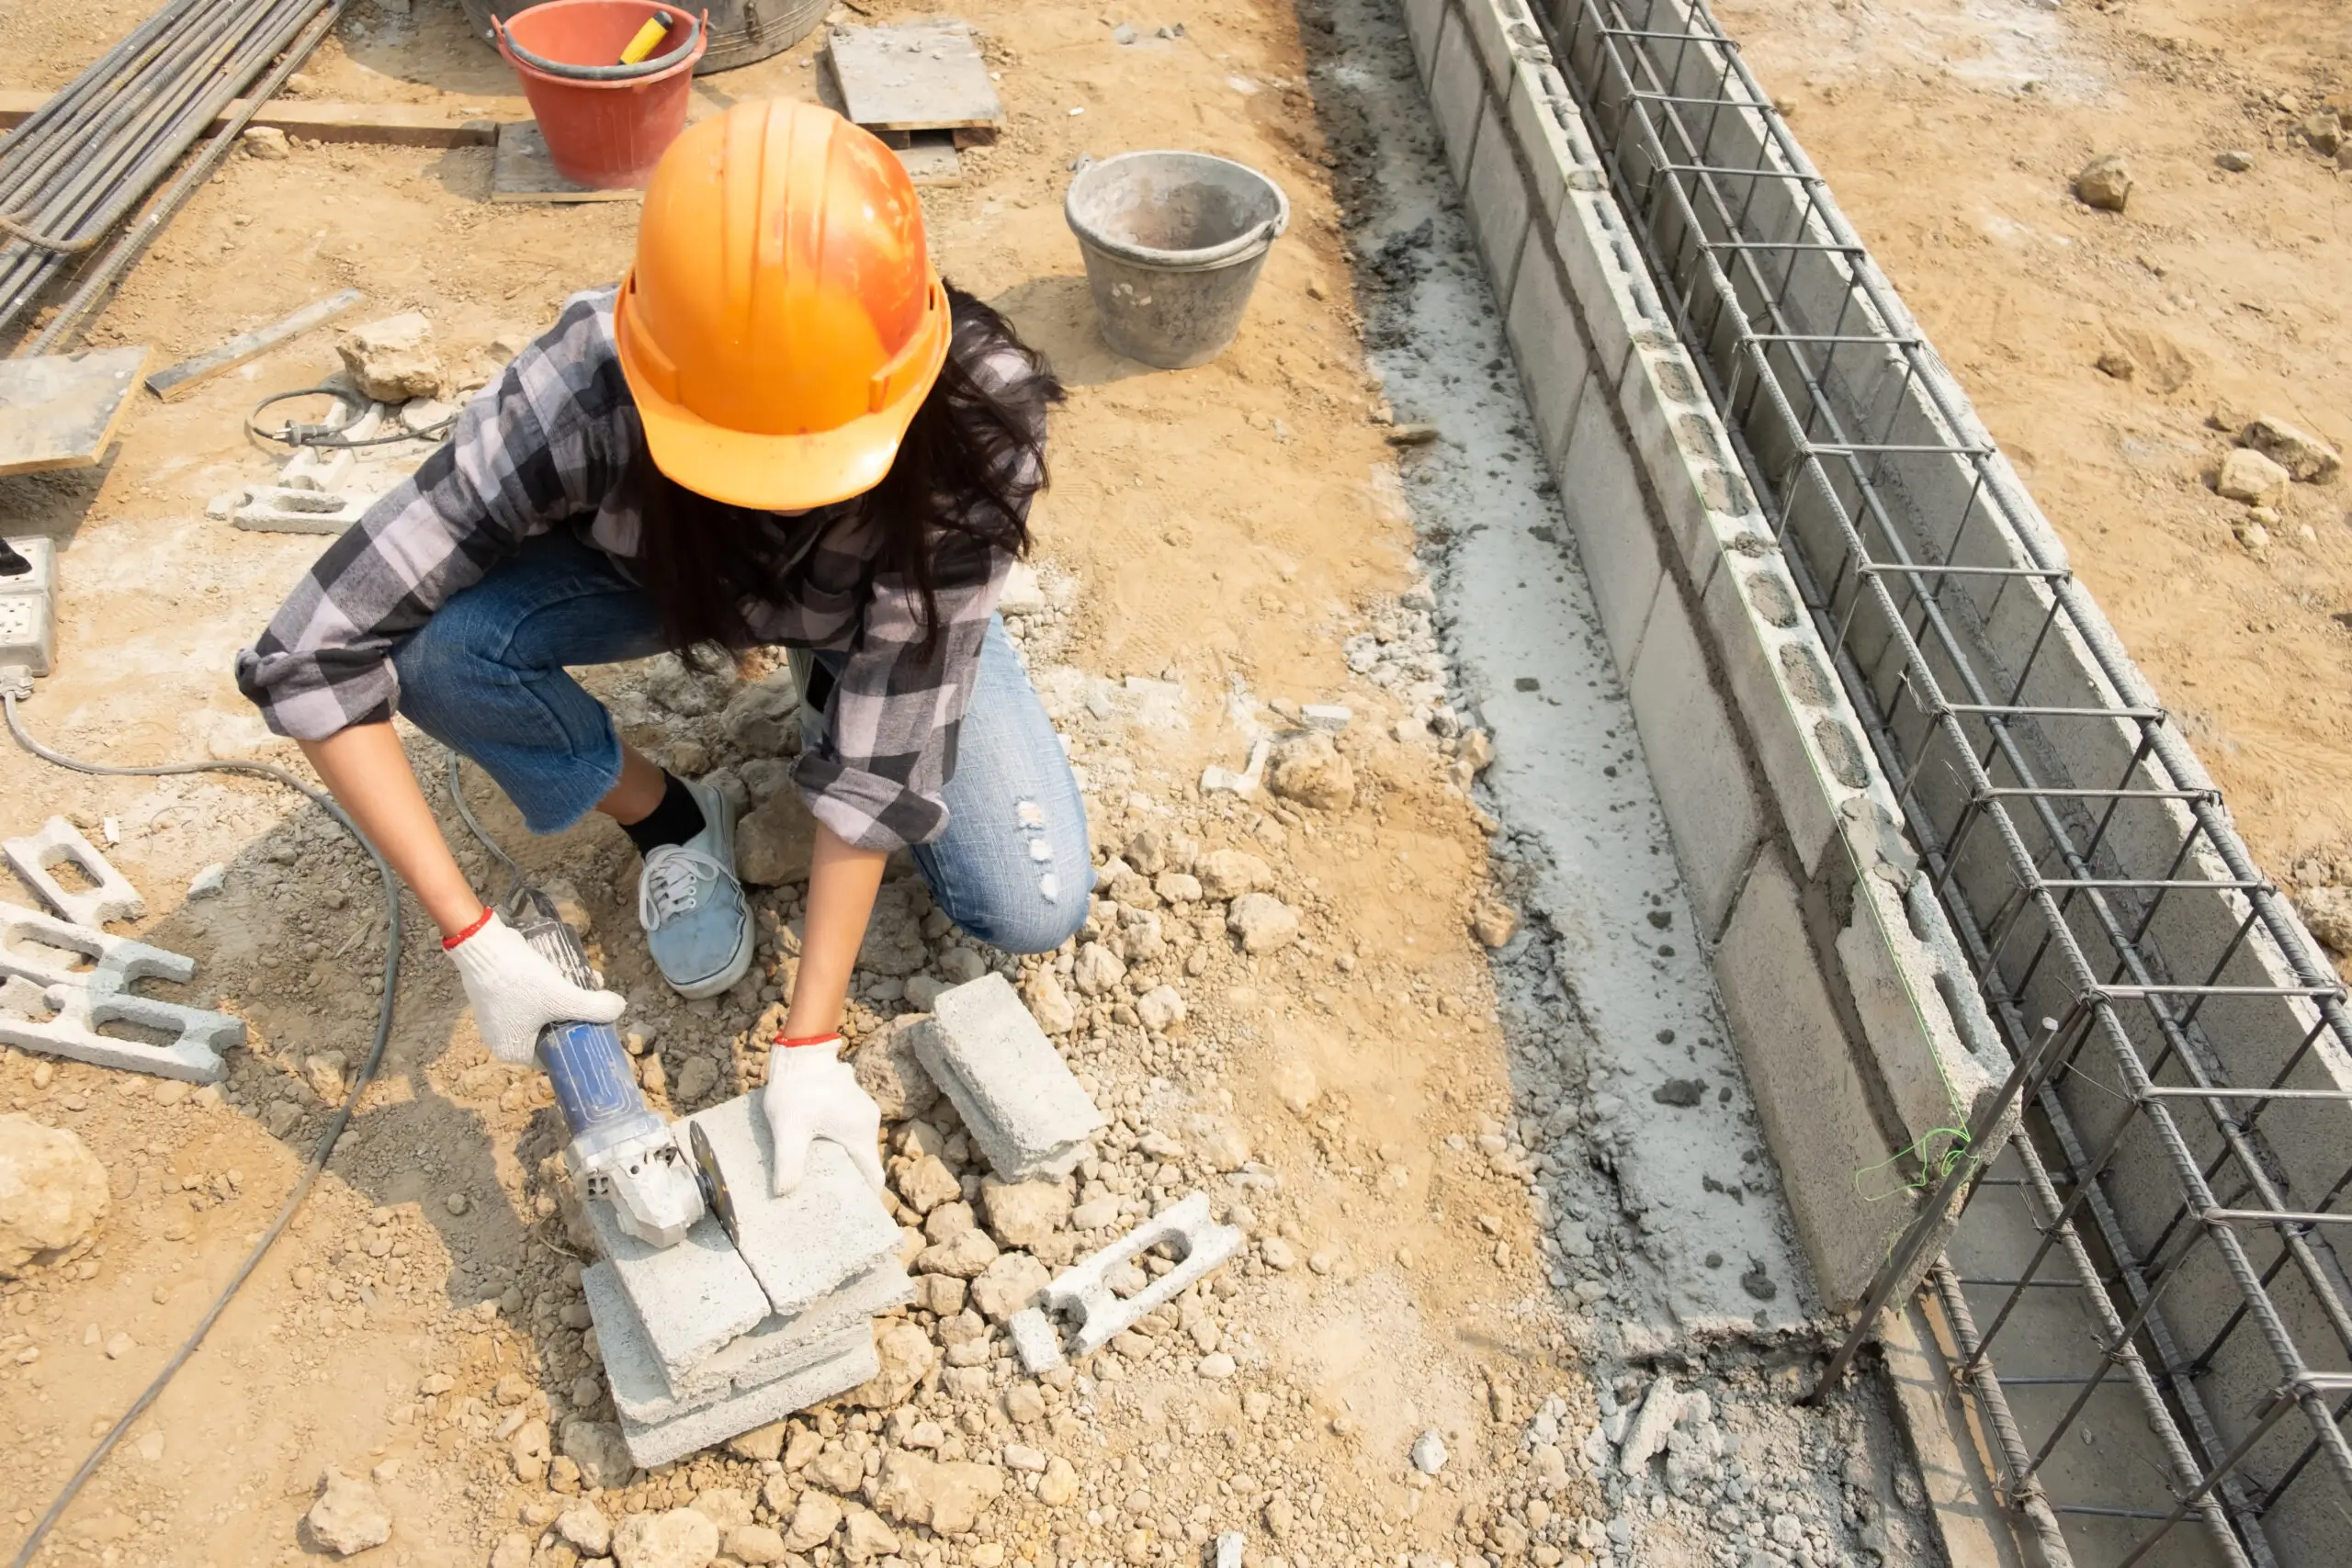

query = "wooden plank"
[[143, 288, 362, 403], [827, 21, 1003, 134], [491, 122, 642, 204], [0, 347, 151, 477], [0, 90, 502, 147]]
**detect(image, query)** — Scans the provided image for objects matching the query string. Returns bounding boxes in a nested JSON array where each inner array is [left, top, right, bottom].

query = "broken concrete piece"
[[0, 981, 236, 1082], [231, 484, 376, 535], [1199, 737, 1270, 796], [1300, 703, 1352, 730], [615, 1323, 877, 1470], [1040, 1191, 1242, 1357], [305, 1469, 392, 1556], [3, 818, 143, 927], [1007, 1307, 1062, 1374], [582, 1199, 770, 1389], [0, 902, 193, 995], [686, 1093, 901, 1318], [338, 310, 446, 401], [907, 974, 1105, 1180], [277, 404, 382, 491]]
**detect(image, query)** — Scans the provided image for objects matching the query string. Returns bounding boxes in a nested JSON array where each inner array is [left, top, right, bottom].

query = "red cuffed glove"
[[762, 1033, 885, 1197]]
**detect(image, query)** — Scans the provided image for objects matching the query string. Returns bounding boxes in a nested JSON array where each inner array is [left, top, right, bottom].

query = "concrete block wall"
[[1508, 0, 2352, 1556], [1405, 0, 2007, 1311]]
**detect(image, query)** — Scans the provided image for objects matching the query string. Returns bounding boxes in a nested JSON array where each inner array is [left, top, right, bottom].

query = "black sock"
[[622, 773, 707, 856]]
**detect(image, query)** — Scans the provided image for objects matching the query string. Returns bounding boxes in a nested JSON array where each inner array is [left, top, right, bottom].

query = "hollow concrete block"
[[1713, 843, 1909, 1311], [910, 973, 1105, 1180], [1405, 0, 1448, 87], [0, 981, 235, 1082], [684, 1091, 900, 1318], [0, 900, 193, 994], [1042, 1191, 1242, 1357], [1501, 235, 1589, 471], [1697, 556, 1841, 878], [1551, 188, 1652, 395], [1625, 586, 1763, 938], [1504, 59, 1593, 229], [3, 817, 144, 927], [1426, 8, 1487, 189], [1464, 97, 1532, 302], [1555, 381, 1661, 673], [1458, 0, 1534, 97]]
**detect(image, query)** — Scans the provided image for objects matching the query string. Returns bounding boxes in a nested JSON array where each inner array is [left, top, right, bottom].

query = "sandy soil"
[[1715, 0, 2352, 884]]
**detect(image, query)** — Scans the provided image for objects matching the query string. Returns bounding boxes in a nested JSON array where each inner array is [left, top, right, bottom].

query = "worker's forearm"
[[299, 723, 484, 937], [784, 823, 888, 1039]]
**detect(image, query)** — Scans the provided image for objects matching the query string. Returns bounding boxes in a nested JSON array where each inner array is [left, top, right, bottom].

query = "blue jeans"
[[391, 531, 1091, 953]]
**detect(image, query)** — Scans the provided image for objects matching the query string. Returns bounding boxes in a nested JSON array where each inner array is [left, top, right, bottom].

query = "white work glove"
[[444, 910, 626, 1066], [763, 1035, 886, 1197]]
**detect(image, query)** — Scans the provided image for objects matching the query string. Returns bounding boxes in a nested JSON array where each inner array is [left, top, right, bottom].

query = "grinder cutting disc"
[[687, 1119, 739, 1247]]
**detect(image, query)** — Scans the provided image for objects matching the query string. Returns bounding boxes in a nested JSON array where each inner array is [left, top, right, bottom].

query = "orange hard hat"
[[615, 99, 951, 511]]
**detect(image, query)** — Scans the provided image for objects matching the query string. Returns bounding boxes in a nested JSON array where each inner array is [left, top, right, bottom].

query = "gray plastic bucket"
[[1064, 151, 1289, 369]]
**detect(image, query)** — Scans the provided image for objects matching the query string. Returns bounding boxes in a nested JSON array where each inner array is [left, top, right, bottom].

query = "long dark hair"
[[628, 284, 1064, 662]]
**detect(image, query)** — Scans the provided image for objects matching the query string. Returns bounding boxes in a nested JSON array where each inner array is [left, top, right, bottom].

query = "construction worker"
[[235, 101, 1086, 1192]]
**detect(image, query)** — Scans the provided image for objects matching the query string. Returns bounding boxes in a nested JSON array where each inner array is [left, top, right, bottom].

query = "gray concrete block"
[[616, 1322, 877, 1471], [1551, 189, 1651, 393], [1697, 557, 1841, 878], [0, 981, 235, 1082], [910, 973, 1104, 1180], [1405, 0, 1448, 88], [1502, 237, 1589, 473], [0, 900, 193, 994], [1505, 58, 1601, 221], [3, 817, 144, 927], [1713, 844, 1906, 1310], [1426, 9, 1487, 189], [584, 1258, 909, 1425], [230, 485, 375, 536], [1464, 97, 1532, 302], [1042, 1191, 1242, 1357], [1626, 587, 1762, 938], [1008, 1307, 1062, 1375], [585, 1195, 770, 1388], [0, 534, 56, 680], [685, 1091, 899, 1317], [1617, 344, 1743, 594], [1556, 382, 1661, 672], [1458, 0, 1534, 96]]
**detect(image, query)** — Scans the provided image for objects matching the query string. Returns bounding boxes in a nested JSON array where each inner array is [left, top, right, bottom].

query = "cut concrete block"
[[685, 1092, 900, 1318], [230, 485, 375, 535], [585, 1258, 909, 1424], [1626, 590, 1764, 937], [0, 534, 56, 680], [616, 1323, 877, 1470], [3, 817, 144, 927], [0, 981, 235, 1082], [1042, 1191, 1242, 1357], [0, 900, 194, 994], [584, 1199, 770, 1387], [909, 974, 1105, 1180], [1427, 9, 1486, 189]]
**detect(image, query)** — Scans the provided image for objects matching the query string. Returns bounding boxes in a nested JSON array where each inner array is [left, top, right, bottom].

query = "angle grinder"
[[511, 888, 737, 1250]]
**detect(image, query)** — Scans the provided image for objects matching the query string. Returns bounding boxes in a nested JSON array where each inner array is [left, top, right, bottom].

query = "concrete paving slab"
[[584, 1194, 769, 1387], [615, 1322, 877, 1470], [910, 974, 1104, 1181], [684, 1091, 901, 1318]]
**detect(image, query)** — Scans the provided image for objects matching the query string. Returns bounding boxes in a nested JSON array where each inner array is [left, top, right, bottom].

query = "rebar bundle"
[[0, 0, 340, 349]]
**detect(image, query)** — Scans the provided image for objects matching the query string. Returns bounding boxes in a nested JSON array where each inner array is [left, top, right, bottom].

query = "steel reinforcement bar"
[[1525, 1, 2352, 1563]]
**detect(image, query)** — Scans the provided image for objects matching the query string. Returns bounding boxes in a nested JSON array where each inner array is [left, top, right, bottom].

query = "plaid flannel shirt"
[[235, 288, 1042, 852]]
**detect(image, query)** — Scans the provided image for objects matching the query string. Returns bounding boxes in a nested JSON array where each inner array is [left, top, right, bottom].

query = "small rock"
[[2073, 152, 2132, 212], [1651, 1077, 1705, 1108], [2218, 446, 2291, 505], [1155, 871, 1203, 903], [1266, 732, 1356, 810], [0, 1114, 108, 1273], [560, 1417, 635, 1490], [1198, 1351, 1237, 1379], [854, 1015, 942, 1121], [1195, 849, 1275, 900], [916, 1226, 1000, 1279], [842, 1506, 899, 1559], [895, 1154, 963, 1214], [338, 310, 446, 402], [720, 671, 802, 756], [558, 1503, 614, 1556], [783, 1491, 842, 1552], [243, 125, 290, 160], [1470, 899, 1518, 948], [2303, 112, 2344, 156], [969, 1249, 1052, 1322], [2240, 415, 2341, 483], [736, 788, 818, 886], [2296, 886, 2352, 952], [978, 1176, 1071, 1247], [672, 1056, 718, 1103], [1072, 941, 1127, 996], [1023, 965, 1076, 1032], [1039, 1454, 1080, 1506], [1227, 893, 1300, 953], [611, 1506, 718, 1568], [1259, 1236, 1296, 1270], [871, 1451, 1006, 1536], [848, 1320, 939, 1408], [2094, 349, 2135, 380], [187, 863, 228, 899], [728, 1523, 787, 1564], [509, 1417, 551, 1483], [938, 945, 989, 985], [305, 1469, 392, 1556], [2215, 149, 2255, 172], [1410, 1428, 1448, 1473], [1135, 984, 1186, 1032]]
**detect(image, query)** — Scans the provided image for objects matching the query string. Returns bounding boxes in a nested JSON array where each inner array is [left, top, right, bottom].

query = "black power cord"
[[2, 691, 405, 1568], [246, 384, 461, 452]]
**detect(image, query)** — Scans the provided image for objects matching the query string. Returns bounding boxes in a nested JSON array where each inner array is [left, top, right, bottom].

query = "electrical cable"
[[1, 691, 405, 1568], [245, 384, 461, 451]]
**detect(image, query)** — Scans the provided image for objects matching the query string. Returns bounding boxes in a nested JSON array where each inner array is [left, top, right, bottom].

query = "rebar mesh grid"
[[1525, 1, 2352, 1562]]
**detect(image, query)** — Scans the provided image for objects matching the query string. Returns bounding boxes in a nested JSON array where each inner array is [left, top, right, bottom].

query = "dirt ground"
[[12, 0, 2328, 1566], [1714, 0, 2352, 885]]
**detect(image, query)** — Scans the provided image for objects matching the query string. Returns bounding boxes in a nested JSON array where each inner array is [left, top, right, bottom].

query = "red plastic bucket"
[[493, 1, 708, 189]]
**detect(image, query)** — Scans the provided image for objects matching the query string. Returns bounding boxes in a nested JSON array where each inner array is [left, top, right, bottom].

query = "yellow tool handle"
[[617, 10, 673, 64]]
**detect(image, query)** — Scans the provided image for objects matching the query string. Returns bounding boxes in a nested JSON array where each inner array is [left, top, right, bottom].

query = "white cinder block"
[[1406, 0, 1449, 86], [1427, 10, 1487, 189], [1556, 384, 1662, 673], [1502, 235, 1591, 471], [1464, 98, 1533, 303], [3, 817, 143, 927]]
